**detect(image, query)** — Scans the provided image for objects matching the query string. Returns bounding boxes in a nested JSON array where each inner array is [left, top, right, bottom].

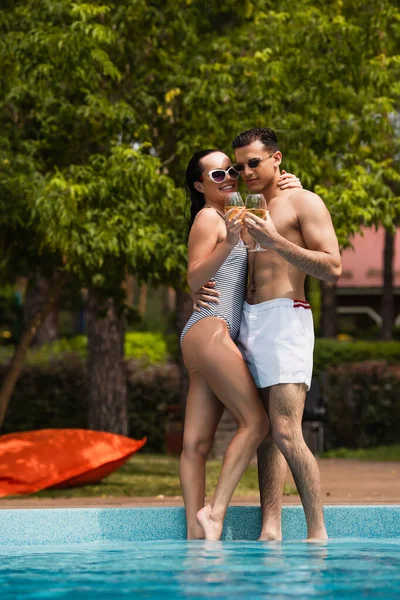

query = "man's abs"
[[245, 249, 307, 304]]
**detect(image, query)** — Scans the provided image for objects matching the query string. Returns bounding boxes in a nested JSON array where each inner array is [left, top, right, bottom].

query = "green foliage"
[[2, 335, 400, 452], [35, 145, 187, 288], [0, 0, 187, 298], [2, 0, 400, 296], [314, 339, 400, 375], [126, 362, 180, 453], [325, 361, 400, 449], [148, 0, 400, 241], [124, 332, 178, 364], [4, 333, 398, 371], [0, 332, 177, 366]]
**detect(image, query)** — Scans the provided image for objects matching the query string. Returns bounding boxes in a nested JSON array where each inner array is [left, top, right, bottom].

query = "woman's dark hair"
[[185, 149, 220, 234]]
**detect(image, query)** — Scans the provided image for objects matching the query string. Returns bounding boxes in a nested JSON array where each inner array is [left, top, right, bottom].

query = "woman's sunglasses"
[[200, 167, 240, 184], [233, 153, 275, 172]]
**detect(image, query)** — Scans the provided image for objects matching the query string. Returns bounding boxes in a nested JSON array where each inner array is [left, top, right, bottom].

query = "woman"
[[179, 149, 301, 541]]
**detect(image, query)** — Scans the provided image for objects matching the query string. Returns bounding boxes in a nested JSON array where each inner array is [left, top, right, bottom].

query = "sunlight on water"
[[1, 539, 400, 599]]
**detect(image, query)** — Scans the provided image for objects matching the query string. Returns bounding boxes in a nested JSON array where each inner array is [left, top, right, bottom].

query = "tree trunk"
[[87, 290, 128, 435], [381, 229, 395, 340], [162, 286, 176, 334], [125, 275, 135, 308], [0, 272, 68, 428], [24, 276, 59, 345], [138, 283, 148, 316], [175, 288, 193, 406], [321, 281, 337, 338]]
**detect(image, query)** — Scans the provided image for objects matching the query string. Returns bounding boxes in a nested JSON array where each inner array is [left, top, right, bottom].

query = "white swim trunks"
[[237, 298, 314, 391]]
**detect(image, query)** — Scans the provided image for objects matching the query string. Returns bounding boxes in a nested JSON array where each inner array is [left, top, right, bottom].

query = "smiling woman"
[[199, 165, 240, 185], [185, 150, 240, 234], [179, 148, 268, 541]]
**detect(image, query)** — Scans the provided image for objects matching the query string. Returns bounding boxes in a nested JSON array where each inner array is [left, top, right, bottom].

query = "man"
[[196, 127, 341, 540]]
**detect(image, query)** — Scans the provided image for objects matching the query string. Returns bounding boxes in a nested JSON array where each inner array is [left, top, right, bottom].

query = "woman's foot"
[[187, 523, 206, 540], [196, 505, 224, 541]]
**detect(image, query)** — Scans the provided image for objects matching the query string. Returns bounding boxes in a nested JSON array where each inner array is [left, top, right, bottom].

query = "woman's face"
[[195, 151, 239, 205]]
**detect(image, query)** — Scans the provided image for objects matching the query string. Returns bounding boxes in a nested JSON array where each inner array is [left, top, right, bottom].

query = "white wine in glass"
[[224, 192, 245, 246], [245, 194, 268, 252], [224, 192, 244, 220]]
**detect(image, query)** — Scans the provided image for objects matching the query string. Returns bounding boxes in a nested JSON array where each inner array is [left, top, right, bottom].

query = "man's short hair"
[[232, 128, 279, 152]]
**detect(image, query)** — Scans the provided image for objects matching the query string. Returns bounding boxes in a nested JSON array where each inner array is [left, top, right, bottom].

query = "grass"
[[13, 454, 297, 499], [322, 444, 400, 461]]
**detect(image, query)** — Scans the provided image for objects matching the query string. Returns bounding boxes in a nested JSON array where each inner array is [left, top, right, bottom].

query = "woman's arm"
[[187, 209, 243, 293]]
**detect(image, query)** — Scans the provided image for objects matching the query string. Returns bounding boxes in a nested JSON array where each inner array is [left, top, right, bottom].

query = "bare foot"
[[187, 523, 205, 540], [196, 505, 223, 541], [304, 531, 328, 542], [258, 529, 282, 542], [186, 524, 205, 540]]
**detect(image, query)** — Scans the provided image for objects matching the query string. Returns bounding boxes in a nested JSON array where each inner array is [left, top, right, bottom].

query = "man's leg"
[[257, 388, 287, 541], [268, 383, 327, 540]]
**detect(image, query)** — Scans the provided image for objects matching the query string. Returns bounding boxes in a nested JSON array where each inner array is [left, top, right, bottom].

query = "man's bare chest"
[[268, 203, 302, 245]]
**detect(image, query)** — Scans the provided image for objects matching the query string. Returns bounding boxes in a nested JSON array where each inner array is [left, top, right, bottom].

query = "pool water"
[[1, 539, 400, 599]]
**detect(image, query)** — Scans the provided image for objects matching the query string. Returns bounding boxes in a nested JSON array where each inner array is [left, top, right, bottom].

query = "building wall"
[[338, 227, 400, 289]]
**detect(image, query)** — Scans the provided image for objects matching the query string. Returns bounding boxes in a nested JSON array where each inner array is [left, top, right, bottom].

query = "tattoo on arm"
[[273, 237, 341, 282]]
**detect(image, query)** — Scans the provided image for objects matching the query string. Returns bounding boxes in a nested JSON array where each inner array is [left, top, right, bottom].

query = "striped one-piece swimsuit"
[[180, 223, 248, 346]]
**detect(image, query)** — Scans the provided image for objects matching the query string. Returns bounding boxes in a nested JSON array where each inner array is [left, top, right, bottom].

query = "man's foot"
[[196, 505, 223, 541], [305, 528, 328, 542], [258, 529, 282, 542]]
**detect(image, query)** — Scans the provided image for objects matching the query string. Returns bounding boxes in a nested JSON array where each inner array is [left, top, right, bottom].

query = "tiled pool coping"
[[0, 506, 399, 545]]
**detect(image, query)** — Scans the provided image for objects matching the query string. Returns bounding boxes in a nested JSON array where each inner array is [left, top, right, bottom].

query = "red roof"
[[338, 227, 399, 288]]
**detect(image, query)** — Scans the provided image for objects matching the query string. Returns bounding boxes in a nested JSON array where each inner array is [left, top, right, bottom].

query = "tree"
[[36, 146, 186, 433], [115, 0, 400, 336], [24, 277, 59, 345], [0, 1, 187, 430], [2, 0, 400, 431], [381, 230, 395, 340], [147, 0, 400, 336]]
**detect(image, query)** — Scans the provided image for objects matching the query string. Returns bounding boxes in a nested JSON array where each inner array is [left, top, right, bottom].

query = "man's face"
[[234, 141, 282, 193]]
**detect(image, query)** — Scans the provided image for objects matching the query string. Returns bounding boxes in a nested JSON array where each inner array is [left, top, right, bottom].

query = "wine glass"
[[245, 194, 268, 252], [224, 192, 245, 246]]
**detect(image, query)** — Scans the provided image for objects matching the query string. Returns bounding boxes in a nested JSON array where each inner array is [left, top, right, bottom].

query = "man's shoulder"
[[288, 188, 323, 204], [287, 189, 328, 214]]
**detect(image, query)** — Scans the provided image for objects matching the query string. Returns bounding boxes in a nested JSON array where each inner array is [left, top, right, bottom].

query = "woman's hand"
[[224, 208, 245, 247], [277, 170, 303, 190]]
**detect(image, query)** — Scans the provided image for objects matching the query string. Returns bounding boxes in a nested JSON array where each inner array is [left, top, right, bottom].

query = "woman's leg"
[[179, 369, 224, 539], [183, 318, 269, 540]]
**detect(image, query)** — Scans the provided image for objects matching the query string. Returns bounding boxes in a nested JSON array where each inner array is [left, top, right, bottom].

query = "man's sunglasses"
[[200, 167, 240, 184], [233, 153, 275, 172]]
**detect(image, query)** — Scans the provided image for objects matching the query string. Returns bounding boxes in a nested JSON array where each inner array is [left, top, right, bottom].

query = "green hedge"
[[313, 339, 400, 375], [324, 361, 400, 449], [314, 340, 400, 448], [3, 335, 399, 371], [2, 335, 400, 451], [0, 332, 178, 367], [1, 358, 180, 453]]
